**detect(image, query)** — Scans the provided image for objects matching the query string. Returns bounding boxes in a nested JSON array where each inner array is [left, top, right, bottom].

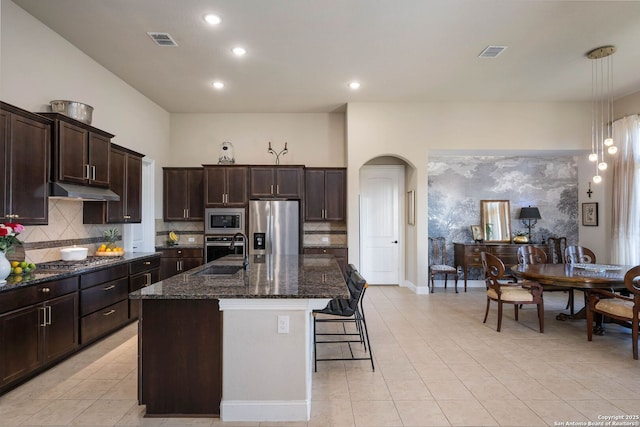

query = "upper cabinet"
[[40, 112, 113, 188], [84, 145, 144, 224], [204, 165, 247, 208], [304, 168, 346, 221], [164, 167, 205, 221], [0, 102, 51, 225], [249, 166, 303, 199]]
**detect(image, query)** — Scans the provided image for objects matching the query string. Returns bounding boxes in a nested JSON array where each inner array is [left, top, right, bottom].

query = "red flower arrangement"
[[0, 222, 24, 253]]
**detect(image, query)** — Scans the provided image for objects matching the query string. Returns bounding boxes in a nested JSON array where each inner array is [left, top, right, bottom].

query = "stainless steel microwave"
[[205, 208, 245, 235]]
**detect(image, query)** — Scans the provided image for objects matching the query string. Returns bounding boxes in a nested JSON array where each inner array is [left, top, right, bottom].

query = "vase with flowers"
[[0, 222, 24, 282]]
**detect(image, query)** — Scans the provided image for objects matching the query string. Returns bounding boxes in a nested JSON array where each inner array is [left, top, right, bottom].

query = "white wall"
[[346, 101, 595, 290], [1, 0, 171, 217], [169, 113, 345, 167]]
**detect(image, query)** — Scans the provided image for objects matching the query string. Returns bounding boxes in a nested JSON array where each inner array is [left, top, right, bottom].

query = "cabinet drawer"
[[0, 276, 79, 314], [466, 255, 484, 266], [160, 248, 203, 259], [465, 245, 487, 255], [129, 256, 161, 275], [80, 277, 129, 316], [130, 269, 159, 293], [80, 264, 128, 289], [80, 300, 128, 344]]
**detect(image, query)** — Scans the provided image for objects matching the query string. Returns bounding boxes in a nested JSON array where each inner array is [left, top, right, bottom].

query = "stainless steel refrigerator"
[[248, 200, 299, 255]]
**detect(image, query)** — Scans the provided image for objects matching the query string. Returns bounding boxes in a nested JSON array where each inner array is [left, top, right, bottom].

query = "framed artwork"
[[471, 225, 483, 241], [582, 202, 598, 226], [407, 191, 415, 225]]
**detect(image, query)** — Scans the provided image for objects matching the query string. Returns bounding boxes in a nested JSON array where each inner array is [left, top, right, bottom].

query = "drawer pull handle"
[[143, 261, 151, 265], [41, 287, 51, 293], [103, 285, 116, 291], [103, 309, 116, 316]]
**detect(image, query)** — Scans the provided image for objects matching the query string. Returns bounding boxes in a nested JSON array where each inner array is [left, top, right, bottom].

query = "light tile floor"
[[1, 286, 639, 426]]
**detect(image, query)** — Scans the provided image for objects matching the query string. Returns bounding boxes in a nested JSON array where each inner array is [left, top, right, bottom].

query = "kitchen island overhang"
[[129, 254, 349, 422]]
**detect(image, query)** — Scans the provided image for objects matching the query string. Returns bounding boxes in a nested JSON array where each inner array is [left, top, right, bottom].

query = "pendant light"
[[587, 46, 617, 184]]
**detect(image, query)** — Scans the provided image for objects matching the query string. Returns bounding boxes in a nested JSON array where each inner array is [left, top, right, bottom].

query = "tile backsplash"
[[303, 222, 347, 247], [17, 198, 123, 264]]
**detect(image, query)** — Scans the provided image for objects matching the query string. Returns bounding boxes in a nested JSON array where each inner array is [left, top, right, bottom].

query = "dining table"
[[511, 262, 634, 333]]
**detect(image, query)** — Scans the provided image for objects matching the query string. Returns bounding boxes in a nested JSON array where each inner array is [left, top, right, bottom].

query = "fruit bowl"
[[10, 261, 37, 276], [95, 244, 124, 257], [95, 250, 125, 257]]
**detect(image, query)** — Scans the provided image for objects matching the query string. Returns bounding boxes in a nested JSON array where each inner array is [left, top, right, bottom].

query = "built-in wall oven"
[[205, 235, 245, 263]]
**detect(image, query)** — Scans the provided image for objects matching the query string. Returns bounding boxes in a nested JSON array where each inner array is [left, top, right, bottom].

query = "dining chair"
[[547, 236, 568, 263], [516, 246, 548, 265], [564, 246, 597, 314], [586, 265, 640, 360], [482, 251, 544, 333], [428, 237, 459, 293], [564, 246, 597, 264], [313, 270, 375, 371]]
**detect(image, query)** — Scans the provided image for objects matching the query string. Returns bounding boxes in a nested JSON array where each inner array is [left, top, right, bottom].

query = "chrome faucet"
[[230, 232, 249, 270]]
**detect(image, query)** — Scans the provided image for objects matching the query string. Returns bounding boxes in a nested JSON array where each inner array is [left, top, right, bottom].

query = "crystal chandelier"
[[587, 46, 617, 184]]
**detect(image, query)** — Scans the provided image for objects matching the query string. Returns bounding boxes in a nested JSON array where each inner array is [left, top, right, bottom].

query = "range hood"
[[50, 182, 120, 202]]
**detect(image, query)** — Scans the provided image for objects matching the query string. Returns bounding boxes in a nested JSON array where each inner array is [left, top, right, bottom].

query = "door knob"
[[392, 240, 398, 244]]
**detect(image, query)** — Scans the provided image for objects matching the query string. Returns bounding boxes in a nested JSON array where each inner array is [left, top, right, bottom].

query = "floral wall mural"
[[428, 155, 578, 279]]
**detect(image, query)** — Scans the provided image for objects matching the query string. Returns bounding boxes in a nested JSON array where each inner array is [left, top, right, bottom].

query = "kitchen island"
[[130, 254, 348, 422]]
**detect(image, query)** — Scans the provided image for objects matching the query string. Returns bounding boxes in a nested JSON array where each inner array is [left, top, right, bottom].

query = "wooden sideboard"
[[453, 243, 551, 290]]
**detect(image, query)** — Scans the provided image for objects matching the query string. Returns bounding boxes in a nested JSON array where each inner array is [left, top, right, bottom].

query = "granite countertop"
[[0, 252, 161, 293], [131, 254, 349, 300]]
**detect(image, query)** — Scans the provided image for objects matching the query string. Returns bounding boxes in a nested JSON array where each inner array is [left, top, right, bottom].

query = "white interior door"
[[359, 165, 403, 285], [124, 158, 155, 253]]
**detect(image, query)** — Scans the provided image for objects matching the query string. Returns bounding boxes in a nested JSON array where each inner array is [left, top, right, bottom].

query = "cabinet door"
[[159, 257, 180, 281], [186, 168, 204, 220], [58, 121, 89, 184], [204, 167, 227, 207], [9, 113, 50, 224], [164, 169, 189, 221], [0, 303, 43, 386], [324, 169, 346, 221], [249, 167, 275, 198], [304, 169, 325, 220], [125, 154, 142, 222], [275, 167, 302, 198], [44, 293, 79, 363], [0, 109, 7, 222], [106, 148, 126, 222], [88, 132, 111, 187], [225, 167, 247, 206]]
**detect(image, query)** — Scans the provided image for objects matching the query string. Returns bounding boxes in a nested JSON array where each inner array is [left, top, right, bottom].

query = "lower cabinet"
[[303, 247, 348, 277], [159, 248, 203, 281], [128, 256, 161, 320], [0, 277, 79, 390], [79, 264, 130, 345]]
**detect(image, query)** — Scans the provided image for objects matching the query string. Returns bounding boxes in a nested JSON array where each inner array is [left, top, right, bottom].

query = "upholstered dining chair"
[[482, 252, 544, 333], [428, 237, 459, 293], [586, 265, 640, 360]]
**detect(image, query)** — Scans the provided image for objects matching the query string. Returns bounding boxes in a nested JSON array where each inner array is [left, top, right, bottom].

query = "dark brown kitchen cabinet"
[[40, 112, 113, 188], [305, 168, 346, 221], [204, 165, 247, 207], [79, 264, 129, 345], [128, 255, 160, 320], [163, 167, 205, 220], [0, 277, 79, 391], [249, 166, 303, 199], [0, 102, 51, 225], [159, 248, 204, 281], [83, 145, 143, 223]]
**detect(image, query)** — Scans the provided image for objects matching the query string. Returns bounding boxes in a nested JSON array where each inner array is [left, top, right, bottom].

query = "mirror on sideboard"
[[480, 200, 512, 242]]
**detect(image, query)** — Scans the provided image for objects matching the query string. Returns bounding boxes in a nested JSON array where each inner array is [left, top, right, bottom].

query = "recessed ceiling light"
[[204, 14, 222, 25], [232, 47, 247, 56], [348, 81, 361, 90], [212, 81, 225, 89]]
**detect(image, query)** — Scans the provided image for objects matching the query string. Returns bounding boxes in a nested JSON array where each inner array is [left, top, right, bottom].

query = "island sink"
[[195, 265, 243, 276]]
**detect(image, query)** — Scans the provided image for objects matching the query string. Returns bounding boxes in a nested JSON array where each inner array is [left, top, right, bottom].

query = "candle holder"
[[267, 141, 288, 165]]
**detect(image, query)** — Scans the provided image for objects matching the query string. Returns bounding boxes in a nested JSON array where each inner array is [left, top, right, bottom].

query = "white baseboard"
[[220, 399, 310, 422]]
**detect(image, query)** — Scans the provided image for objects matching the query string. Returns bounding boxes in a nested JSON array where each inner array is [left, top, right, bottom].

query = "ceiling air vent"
[[147, 32, 178, 47], [478, 45, 507, 58]]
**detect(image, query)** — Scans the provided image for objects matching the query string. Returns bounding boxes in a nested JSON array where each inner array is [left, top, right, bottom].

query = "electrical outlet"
[[188, 237, 195, 242], [321, 237, 329, 242], [277, 315, 289, 334]]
